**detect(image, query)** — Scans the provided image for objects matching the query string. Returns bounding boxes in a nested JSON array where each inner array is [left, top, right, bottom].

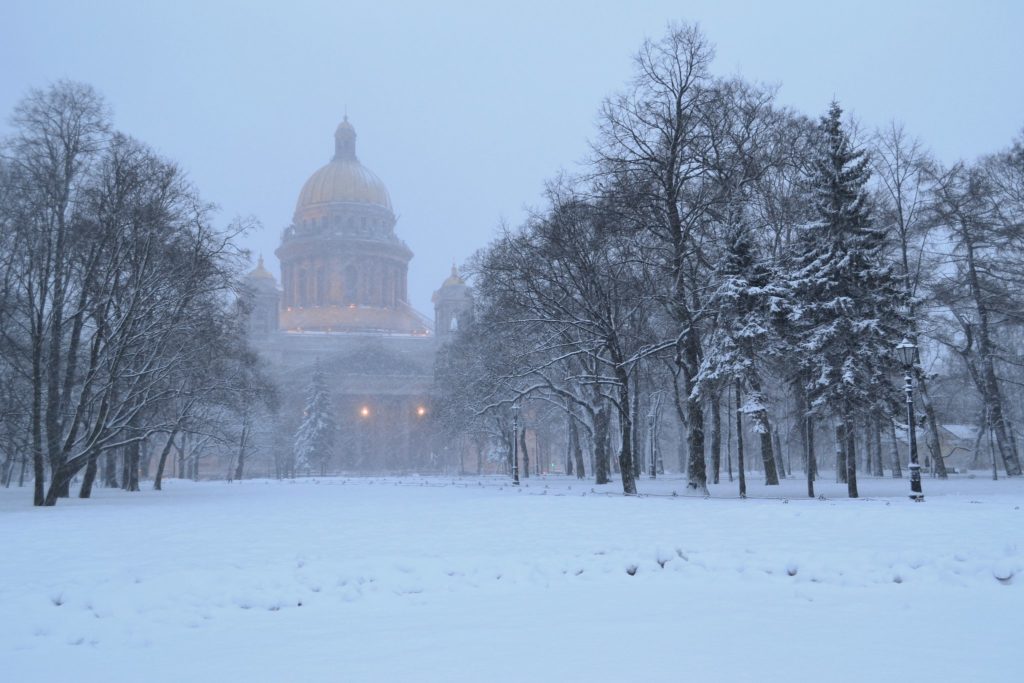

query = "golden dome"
[[246, 255, 276, 282], [441, 263, 465, 287], [295, 117, 392, 212]]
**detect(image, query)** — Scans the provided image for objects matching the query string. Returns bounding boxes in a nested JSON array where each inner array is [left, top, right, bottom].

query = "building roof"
[[294, 117, 393, 212], [441, 264, 465, 288], [245, 255, 277, 286]]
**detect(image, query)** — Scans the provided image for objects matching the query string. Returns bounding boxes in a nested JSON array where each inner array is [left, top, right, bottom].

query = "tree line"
[[434, 24, 1024, 497], [0, 81, 275, 505]]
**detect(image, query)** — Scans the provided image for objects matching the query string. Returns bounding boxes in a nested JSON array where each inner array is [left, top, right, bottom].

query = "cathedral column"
[[329, 257, 341, 304], [387, 266, 395, 309]]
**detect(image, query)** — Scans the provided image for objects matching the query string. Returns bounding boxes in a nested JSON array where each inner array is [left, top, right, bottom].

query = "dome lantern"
[[246, 254, 277, 287], [334, 116, 357, 162]]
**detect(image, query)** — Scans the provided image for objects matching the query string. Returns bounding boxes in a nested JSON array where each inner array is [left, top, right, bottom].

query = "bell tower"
[[432, 264, 473, 341], [243, 255, 280, 336]]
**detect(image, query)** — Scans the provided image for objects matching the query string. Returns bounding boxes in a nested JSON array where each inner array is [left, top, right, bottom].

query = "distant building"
[[243, 118, 472, 473]]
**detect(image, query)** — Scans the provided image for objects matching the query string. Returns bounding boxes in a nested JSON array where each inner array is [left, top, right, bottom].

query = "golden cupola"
[[275, 117, 427, 336], [294, 117, 393, 215]]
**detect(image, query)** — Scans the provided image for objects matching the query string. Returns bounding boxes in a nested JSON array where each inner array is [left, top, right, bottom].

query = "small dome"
[[246, 255, 278, 289], [441, 263, 465, 288], [247, 255, 275, 280], [432, 264, 468, 304], [295, 117, 392, 213]]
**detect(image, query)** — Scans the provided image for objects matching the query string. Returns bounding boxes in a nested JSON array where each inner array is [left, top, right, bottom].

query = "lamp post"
[[511, 402, 520, 486], [895, 338, 924, 502]]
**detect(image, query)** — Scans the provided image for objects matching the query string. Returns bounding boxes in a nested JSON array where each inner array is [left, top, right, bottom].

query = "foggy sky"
[[2, 0, 1022, 317]]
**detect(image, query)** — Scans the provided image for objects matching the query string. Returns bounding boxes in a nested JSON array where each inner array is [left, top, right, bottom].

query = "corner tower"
[[275, 118, 428, 334], [432, 264, 473, 342], [243, 255, 280, 336]]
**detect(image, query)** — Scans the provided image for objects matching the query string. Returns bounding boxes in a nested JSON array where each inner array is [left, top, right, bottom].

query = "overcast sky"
[[3, 0, 1022, 316]]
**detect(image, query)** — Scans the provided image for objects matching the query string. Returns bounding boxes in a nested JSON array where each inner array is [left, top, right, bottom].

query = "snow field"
[[1, 474, 1021, 682]]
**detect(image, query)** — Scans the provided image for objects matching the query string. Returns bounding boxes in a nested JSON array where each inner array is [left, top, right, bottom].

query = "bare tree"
[[594, 24, 780, 492], [931, 154, 1024, 476], [872, 122, 947, 477], [1, 81, 252, 505]]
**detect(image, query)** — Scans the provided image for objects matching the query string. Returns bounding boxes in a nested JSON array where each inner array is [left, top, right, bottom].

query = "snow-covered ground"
[[2, 473, 1021, 682]]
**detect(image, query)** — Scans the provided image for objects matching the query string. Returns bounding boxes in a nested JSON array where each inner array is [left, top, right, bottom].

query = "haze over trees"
[[2, 23, 1022, 505], [0, 81, 272, 505], [294, 360, 336, 477], [434, 22, 1024, 496]]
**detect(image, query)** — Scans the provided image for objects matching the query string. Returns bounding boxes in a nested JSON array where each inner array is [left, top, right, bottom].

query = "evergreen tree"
[[698, 223, 785, 487], [294, 360, 336, 476], [785, 102, 908, 498]]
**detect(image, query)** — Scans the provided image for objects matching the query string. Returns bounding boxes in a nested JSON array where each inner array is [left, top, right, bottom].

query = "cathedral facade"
[[244, 118, 471, 473]]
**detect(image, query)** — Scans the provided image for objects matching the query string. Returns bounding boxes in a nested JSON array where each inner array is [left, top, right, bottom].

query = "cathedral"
[[243, 118, 473, 473]]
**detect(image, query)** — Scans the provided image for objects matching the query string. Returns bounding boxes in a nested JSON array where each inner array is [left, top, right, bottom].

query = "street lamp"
[[511, 402, 520, 486], [895, 338, 924, 502]]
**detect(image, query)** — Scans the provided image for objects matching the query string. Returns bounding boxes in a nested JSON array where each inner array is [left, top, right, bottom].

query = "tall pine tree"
[[294, 360, 336, 476], [698, 223, 785, 487], [785, 102, 907, 498]]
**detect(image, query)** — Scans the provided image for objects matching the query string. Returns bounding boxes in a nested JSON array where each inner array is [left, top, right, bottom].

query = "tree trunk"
[[725, 390, 733, 483], [614, 367, 637, 495], [565, 423, 574, 477], [805, 412, 815, 498], [630, 380, 641, 479], [519, 427, 530, 479], [835, 423, 847, 484], [747, 379, 779, 485], [735, 380, 746, 499], [78, 448, 101, 498], [757, 415, 779, 485], [31, 343, 45, 506], [139, 439, 152, 481], [154, 428, 180, 491], [124, 440, 140, 492], [54, 468, 71, 498], [983, 378, 1021, 476], [964, 237, 1022, 475], [888, 418, 903, 478], [0, 456, 11, 488], [676, 419, 688, 475], [710, 394, 721, 484], [103, 450, 118, 488], [684, 339, 707, 492], [845, 414, 858, 498], [875, 416, 886, 476], [918, 376, 946, 478], [593, 404, 611, 485], [569, 416, 585, 479], [773, 428, 786, 479], [234, 421, 251, 481]]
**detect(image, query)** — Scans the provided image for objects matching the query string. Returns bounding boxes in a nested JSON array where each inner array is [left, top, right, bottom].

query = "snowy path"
[[1, 474, 1021, 682]]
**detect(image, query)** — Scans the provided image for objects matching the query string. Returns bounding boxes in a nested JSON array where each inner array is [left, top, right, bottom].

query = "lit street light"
[[895, 338, 924, 502]]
